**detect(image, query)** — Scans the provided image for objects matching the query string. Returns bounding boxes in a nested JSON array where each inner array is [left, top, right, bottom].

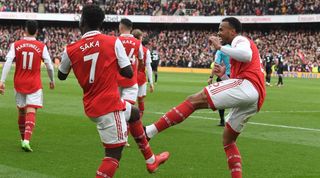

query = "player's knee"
[[185, 91, 207, 109], [105, 146, 124, 161], [128, 105, 140, 123], [138, 97, 144, 103], [18, 109, 26, 116]]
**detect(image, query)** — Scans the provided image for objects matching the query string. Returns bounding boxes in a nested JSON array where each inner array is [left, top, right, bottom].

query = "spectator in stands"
[[0, 24, 319, 72]]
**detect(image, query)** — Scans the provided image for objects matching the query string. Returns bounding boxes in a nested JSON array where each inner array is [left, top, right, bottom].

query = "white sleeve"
[[145, 49, 153, 84], [42, 46, 54, 82], [0, 43, 15, 83], [138, 43, 144, 60], [115, 38, 131, 68], [220, 36, 252, 62], [58, 48, 72, 74]]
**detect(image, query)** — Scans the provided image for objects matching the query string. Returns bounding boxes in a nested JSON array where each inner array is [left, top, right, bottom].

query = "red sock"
[[129, 120, 153, 160], [138, 98, 145, 118], [224, 142, 242, 178], [24, 112, 36, 141], [96, 157, 119, 178], [18, 114, 26, 140], [154, 100, 195, 132]]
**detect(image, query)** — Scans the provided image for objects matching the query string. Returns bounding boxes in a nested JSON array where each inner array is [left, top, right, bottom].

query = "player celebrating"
[[117, 18, 143, 105], [131, 29, 154, 117], [57, 5, 168, 178], [0, 20, 55, 152], [145, 17, 266, 178], [264, 50, 274, 86]]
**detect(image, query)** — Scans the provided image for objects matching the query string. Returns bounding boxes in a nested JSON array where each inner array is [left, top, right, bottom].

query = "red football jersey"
[[65, 32, 127, 118], [117, 34, 142, 87], [230, 38, 266, 110], [137, 46, 148, 86], [13, 39, 45, 94]]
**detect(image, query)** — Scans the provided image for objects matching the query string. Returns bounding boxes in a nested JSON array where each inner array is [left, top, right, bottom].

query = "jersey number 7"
[[84, 52, 99, 83]]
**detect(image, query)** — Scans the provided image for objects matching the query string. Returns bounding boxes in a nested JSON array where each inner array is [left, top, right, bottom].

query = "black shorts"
[[266, 66, 272, 74], [151, 60, 159, 72], [277, 65, 283, 74]]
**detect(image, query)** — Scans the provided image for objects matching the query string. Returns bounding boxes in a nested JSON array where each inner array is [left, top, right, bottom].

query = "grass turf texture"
[[0, 71, 320, 178]]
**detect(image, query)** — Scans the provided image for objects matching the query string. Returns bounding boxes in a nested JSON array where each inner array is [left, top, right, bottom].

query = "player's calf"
[[127, 104, 169, 173], [97, 147, 123, 178], [145, 90, 208, 139], [223, 123, 242, 178], [18, 109, 26, 140]]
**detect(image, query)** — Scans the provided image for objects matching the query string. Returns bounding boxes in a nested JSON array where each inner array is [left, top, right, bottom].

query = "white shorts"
[[14, 89, 43, 109], [119, 84, 138, 104], [90, 111, 128, 148], [204, 79, 259, 133], [138, 82, 147, 97]]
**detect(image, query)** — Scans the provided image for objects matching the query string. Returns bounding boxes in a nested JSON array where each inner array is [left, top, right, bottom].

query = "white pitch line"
[[195, 110, 320, 114], [148, 111, 320, 132]]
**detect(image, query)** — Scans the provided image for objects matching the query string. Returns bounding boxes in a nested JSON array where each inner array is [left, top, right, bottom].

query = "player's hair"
[[120, 18, 133, 30], [132, 29, 143, 39], [25, 20, 38, 35], [142, 38, 149, 46], [81, 4, 105, 29], [222, 17, 242, 33]]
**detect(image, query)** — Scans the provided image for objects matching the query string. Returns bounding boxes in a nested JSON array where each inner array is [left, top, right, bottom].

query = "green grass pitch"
[[0, 71, 320, 178]]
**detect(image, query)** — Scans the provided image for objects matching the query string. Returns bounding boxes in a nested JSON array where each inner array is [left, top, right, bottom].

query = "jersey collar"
[[23, 37, 36, 40], [120, 33, 133, 37], [82, 31, 101, 39]]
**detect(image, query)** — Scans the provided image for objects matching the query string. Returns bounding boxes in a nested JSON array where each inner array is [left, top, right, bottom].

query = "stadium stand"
[[0, 0, 319, 15], [0, 24, 319, 72]]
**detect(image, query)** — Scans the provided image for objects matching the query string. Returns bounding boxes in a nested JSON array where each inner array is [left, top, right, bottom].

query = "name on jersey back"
[[16, 43, 41, 53], [80, 41, 100, 52]]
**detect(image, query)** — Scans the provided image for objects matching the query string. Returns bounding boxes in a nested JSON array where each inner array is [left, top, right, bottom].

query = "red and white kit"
[[137, 46, 153, 97], [0, 37, 53, 108], [204, 35, 266, 133], [59, 31, 131, 148], [117, 34, 144, 104]]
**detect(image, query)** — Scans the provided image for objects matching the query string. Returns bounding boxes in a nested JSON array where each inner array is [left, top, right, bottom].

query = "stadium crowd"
[[0, 0, 320, 16], [0, 25, 319, 72]]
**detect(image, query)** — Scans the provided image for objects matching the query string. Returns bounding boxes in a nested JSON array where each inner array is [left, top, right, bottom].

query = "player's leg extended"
[[125, 102, 169, 173], [18, 108, 26, 140], [145, 89, 209, 139]]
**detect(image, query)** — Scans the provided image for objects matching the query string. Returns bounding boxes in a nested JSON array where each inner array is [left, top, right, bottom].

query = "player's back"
[[265, 53, 273, 67], [66, 33, 124, 118], [13, 38, 45, 94], [118, 34, 141, 87], [230, 36, 266, 110]]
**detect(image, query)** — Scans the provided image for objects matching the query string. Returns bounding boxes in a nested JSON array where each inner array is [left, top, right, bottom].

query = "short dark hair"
[[81, 4, 105, 29], [25, 20, 38, 35], [142, 38, 149, 46], [120, 18, 133, 30], [222, 17, 242, 33]]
